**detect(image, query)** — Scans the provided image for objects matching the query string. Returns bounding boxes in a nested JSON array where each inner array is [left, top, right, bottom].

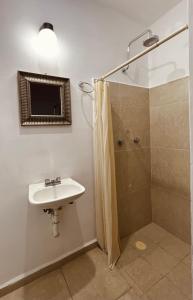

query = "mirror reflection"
[[30, 82, 62, 116]]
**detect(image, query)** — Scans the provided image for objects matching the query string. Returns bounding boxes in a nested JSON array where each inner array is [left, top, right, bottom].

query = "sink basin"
[[29, 178, 85, 208]]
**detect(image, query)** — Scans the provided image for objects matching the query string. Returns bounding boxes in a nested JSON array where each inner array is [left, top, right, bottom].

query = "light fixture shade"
[[38, 22, 58, 58], [39, 22, 54, 32]]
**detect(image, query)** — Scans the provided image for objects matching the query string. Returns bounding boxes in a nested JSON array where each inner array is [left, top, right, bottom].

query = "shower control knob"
[[117, 139, 124, 146], [133, 137, 140, 144]]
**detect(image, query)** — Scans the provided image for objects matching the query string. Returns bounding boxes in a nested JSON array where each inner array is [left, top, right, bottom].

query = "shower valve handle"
[[117, 139, 124, 146], [133, 137, 140, 144]]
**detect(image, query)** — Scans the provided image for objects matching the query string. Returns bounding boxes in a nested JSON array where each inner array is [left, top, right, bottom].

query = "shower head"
[[122, 29, 159, 73], [143, 34, 159, 47]]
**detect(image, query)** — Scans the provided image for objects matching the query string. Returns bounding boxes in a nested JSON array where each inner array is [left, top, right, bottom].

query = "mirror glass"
[[30, 82, 62, 116]]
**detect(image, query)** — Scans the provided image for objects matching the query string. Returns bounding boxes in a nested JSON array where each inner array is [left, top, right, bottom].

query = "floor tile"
[[127, 230, 157, 257], [118, 271, 144, 298], [137, 223, 171, 244], [144, 246, 179, 275], [62, 248, 128, 300], [158, 233, 190, 259], [118, 291, 149, 300], [92, 271, 129, 300], [147, 277, 188, 300], [1, 270, 71, 300], [167, 262, 192, 299], [121, 257, 162, 293], [117, 239, 139, 269], [1, 224, 192, 300]]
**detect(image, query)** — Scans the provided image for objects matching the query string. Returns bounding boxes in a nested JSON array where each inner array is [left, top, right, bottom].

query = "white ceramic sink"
[[29, 178, 85, 208]]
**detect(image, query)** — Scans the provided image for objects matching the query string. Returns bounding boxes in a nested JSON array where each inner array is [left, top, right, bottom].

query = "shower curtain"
[[93, 80, 120, 269]]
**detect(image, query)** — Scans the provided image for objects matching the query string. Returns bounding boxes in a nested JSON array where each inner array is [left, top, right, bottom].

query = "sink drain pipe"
[[43, 208, 61, 237], [51, 209, 60, 237]]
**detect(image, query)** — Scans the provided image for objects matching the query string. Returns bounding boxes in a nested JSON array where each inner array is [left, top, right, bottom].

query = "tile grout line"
[[165, 254, 192, 299], [149, 98, 188, 108], [124, 254, 167, 295], [146, 236, 191, 297], [118, 270, 144, 298], [125, 251, 179, 297], [114, 289, 131, 300], [118, 225, 191, 299], [59, 268, 74, 300], [141, 248, 181, 281], [150, 146, 189, 151], [115, 147, 189, 152], [117, 243, 164, 297], [166, 275, 190, 300]]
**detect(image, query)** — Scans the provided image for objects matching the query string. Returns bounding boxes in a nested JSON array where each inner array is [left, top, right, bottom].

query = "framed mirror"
[[18, 71, 71, 126]]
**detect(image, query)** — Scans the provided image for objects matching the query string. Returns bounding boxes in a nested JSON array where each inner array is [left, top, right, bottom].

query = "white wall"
[[148, 0, 189, 87], [0, 0, 146, 286]]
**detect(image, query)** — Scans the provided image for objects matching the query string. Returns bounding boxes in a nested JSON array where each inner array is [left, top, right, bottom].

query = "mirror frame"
[[18, 71, 72, 126]]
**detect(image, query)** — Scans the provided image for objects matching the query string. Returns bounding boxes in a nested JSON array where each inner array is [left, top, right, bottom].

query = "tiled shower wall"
[[150, 77, 191, 243], [109, 82, 151, 238], [110, 77, 191, 243]]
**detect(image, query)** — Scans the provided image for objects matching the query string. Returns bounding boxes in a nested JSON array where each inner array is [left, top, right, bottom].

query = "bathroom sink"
[[29, 178, 85, 208]]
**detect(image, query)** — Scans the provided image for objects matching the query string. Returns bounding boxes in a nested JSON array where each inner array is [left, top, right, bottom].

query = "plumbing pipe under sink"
[[51, 209, 60, 238]]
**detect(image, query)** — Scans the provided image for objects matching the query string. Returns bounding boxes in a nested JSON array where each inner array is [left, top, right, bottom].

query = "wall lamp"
[[38, 22, 58, 57]]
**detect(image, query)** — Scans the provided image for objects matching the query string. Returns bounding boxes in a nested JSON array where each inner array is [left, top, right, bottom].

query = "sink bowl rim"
[[29, 177, 85, 206]]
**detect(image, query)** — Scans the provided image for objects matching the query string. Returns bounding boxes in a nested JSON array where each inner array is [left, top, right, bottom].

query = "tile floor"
[[1, 223, 192, 300]]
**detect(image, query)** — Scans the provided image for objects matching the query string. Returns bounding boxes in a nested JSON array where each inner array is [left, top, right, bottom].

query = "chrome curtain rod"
[[98, 24, 188, 81]]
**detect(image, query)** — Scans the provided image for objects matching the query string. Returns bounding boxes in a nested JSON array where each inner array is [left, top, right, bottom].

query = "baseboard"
[[0, 239, 98, 297]]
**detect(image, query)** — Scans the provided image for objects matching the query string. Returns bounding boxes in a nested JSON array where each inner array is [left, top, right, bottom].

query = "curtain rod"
[[98, 24, 188, 81]]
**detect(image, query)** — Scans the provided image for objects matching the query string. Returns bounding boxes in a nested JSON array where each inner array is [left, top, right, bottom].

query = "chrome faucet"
[[45, 177, 61, 186]]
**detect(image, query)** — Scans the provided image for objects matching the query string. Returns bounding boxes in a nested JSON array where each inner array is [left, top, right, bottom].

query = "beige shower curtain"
[[93, 80, 120, 269]]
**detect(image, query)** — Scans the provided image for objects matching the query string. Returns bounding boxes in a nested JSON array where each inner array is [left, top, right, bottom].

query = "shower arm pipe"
[[97, 24, 188, 81], [122, 29, 153, 73], [127, 29, 153, 50]]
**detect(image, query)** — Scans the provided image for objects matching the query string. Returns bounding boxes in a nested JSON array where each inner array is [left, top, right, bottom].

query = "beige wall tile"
[[183, 254, 191, 266], [151, 185, 191, 243], [150, 101, 189, 149], [151, 148, 190, 197], [110, 81, 152, 238], [119, 100, 150, 150], [110, 82, 149, 102], [115, 149, 151, 195], [111, 95, 122, 152], [110, 77, 190, 244], [150, 77, 190, 243], [110, 82, 150, 151], [149, 77, 189, 107], [118, 188, 151, 238]]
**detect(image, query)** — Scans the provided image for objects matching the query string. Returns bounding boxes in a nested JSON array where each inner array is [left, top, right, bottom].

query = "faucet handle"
[[55, 176, 61, 183], [45, 178, 50, 186]]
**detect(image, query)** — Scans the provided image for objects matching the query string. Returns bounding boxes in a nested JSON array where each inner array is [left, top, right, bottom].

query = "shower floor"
[[1, 223, 192, 300]]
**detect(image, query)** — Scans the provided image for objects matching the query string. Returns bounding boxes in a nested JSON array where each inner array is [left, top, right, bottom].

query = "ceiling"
[[95, 0, 183, 25]]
